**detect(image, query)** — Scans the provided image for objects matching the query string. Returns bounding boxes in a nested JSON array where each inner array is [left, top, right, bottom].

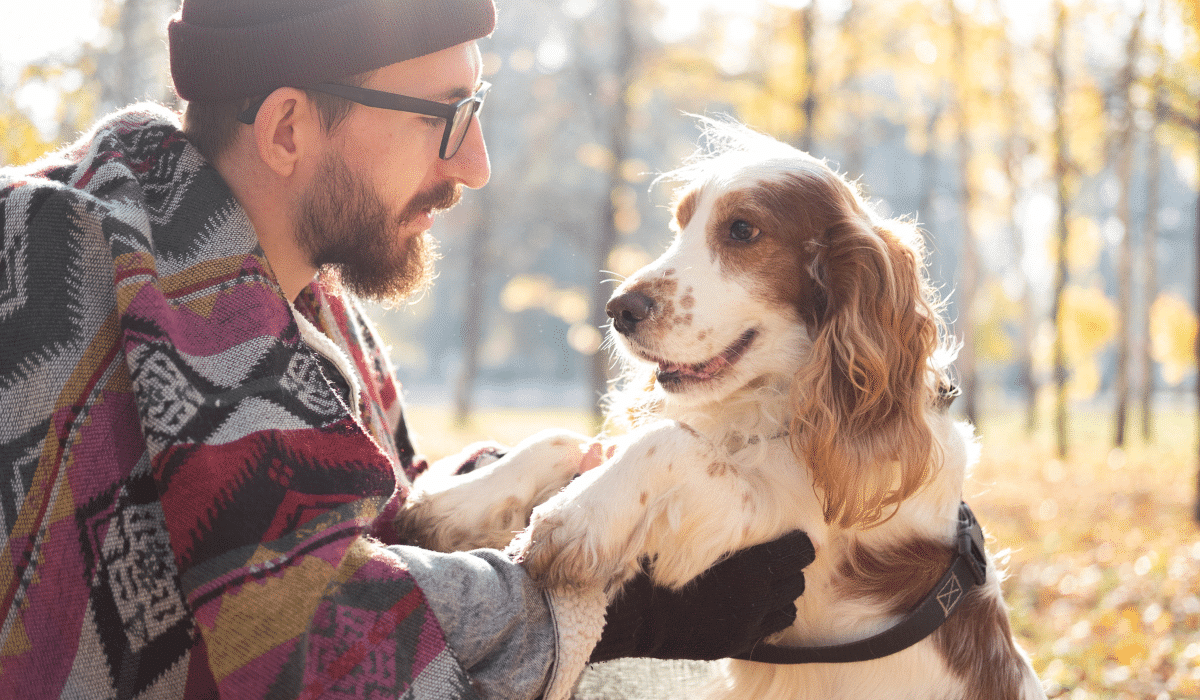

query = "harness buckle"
[[957, 503, 988, 586]]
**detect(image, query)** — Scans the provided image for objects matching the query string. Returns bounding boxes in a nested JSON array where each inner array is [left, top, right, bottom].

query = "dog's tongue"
[[655, 329, 756, 383]]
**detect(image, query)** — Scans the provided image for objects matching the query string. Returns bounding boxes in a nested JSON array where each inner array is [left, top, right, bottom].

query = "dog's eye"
[[729, 220, 761, 242]]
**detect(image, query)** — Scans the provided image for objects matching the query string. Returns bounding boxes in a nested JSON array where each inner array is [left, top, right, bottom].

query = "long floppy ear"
[[791, 203, 942, 529]]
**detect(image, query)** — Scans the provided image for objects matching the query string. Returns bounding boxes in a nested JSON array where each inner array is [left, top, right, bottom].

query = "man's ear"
[[251, 87, 320, 179]]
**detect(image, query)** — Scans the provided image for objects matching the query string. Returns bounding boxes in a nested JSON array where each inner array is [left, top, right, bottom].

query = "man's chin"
[[327, 243, 439, 306]]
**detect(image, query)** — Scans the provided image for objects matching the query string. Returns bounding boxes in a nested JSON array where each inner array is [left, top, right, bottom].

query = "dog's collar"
[[735, 501, 988, 665], [725, 430, 790, 455]]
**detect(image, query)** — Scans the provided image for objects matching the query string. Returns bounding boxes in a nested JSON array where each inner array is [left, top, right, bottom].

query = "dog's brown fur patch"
[[935, 587, 1033, 700], [837, 537, 949, 616]]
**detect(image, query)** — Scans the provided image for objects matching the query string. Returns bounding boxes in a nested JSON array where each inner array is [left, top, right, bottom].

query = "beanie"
[[168, 0, 496, 102]]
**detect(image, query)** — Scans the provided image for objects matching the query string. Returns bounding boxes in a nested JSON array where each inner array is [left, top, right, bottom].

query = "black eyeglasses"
[[237, 81, 491, 160]]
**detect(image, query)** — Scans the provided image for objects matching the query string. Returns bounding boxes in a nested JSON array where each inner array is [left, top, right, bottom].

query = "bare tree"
[[916, 92, 945, 263], [452, 174, 495, 424], [994, 3, 1037, 433], [1194, 100, 1200, 522], [585, 0, 638, 423], [1137, 85, 1165, 442], [1049, 0, 1072, 458], [97, 0, 177, 110], [1112, 6, 1146, 448], [1154, 50, 1200, 521], [1195, 98, 1200, 522], [837, 0, 866, 177], [1165, 96, 1200, 520], [948, 0, 979, 426], [796, 2, 819, 152]]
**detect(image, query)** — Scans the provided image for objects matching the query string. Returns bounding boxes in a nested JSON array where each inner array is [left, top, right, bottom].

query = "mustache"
[[399, 181, 462, 223]]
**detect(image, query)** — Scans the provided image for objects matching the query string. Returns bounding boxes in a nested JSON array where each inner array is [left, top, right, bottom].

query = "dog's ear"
[[790, 206, 942, 529]]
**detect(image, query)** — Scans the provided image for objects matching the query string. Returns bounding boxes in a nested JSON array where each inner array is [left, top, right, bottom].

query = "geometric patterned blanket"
[[0, 104, 475, 699]]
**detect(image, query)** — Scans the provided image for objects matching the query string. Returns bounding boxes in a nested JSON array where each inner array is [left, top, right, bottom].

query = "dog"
[[397, 118, 1045, 700]]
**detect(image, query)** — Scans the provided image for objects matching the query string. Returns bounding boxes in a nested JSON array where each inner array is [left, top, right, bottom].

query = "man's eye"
[[729, 220, 760, 242], [422, 116, 446, 128]]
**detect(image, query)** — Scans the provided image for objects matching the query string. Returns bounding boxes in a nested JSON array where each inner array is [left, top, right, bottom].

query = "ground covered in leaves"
[[407, 404, 1200, 699], [968, 408, 1199, 699]]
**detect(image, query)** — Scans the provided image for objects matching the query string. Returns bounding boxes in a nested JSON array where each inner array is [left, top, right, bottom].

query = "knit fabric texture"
[[168, 0, 496, 101], [0, 103, 476, 699]]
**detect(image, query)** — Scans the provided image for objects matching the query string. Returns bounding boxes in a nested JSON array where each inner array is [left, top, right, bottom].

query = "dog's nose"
[[607, 291, 655, 335]]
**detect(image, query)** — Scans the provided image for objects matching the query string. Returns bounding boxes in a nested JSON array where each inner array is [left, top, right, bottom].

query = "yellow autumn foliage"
[[1045, 216, 1105, 275], [977, 280, 1018, 363], [499, 275, 592, 326], [0, 110, 55, 167], [1149, 292, 1198, 386], [1060, 285, 1117, 359], [1024, 285, 1117, 399]]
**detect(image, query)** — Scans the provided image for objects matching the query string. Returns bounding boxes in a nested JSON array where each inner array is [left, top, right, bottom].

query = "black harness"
[[736, 502, 988, 664]]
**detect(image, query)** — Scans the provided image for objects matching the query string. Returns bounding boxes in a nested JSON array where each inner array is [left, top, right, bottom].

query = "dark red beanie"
[[168, 0, 496, 102]]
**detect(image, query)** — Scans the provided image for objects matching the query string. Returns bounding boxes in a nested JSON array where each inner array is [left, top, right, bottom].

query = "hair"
[[180, 71, 373, 162], [788, 204, 946, 529]]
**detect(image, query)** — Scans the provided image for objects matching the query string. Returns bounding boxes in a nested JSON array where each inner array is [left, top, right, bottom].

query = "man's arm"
[[392, 532, 814, 700], [396, 546, 555, 699]]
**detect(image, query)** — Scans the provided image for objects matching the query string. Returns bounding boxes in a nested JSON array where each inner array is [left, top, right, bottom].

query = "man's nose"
[[442, 116, 490, 189]]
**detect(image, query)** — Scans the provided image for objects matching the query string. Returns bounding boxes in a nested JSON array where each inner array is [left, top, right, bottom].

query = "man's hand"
[[589, 530, 816, 663]]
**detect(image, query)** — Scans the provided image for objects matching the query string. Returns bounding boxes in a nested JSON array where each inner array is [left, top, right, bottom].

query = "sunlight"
[[653, 0, 785, 43], [0, 0, 105, 79], [1, 0, 105, 137]]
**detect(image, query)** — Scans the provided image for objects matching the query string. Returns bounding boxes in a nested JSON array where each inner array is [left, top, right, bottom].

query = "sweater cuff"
[[542, 586, 609, 700]]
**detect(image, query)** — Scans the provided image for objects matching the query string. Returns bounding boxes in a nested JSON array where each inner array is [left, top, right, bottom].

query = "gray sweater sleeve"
[[390, 545, 555, 700]]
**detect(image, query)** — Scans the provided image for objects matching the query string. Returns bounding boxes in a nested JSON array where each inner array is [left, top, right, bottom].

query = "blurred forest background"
[[4, 0, 1199, 439], [3, 0, 1200, 696]]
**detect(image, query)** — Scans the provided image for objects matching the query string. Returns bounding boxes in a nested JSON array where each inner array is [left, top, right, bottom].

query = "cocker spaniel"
[[397, 118, 1045, 700]]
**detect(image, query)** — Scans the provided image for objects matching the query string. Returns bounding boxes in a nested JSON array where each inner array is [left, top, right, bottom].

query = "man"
[[0, 0, 814, 698]]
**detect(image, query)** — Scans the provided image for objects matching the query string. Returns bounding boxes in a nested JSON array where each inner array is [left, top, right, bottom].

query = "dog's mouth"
[[651, 329, 758, 389]]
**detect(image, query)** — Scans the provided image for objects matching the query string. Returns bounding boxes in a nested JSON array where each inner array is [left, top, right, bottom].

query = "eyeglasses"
[[237, 81, 491, 160]]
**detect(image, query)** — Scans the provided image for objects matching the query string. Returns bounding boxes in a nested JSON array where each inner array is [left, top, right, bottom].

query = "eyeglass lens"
[[444, 97, 483, 159]]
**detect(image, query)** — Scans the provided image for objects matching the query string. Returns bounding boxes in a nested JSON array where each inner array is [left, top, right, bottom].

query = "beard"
[[294, 152, 459, 304]]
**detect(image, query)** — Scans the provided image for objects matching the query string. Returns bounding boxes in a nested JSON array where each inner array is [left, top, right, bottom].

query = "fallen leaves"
[[970, 408, 1199, 699]]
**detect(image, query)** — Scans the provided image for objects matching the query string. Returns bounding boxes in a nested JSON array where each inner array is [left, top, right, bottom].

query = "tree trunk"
[[1113, 9, 1144, 448], [453, 196, 493, 424], [114, 0, 146, 106], [992, 0, 1037, 434], [1050, 1, 1071, 459], [1138, 86, 1164, 442], [839, 0, 865, 177], [588, 0, 636, 424], [917, 95, 943, 252], [949, 0, 979, 425], [797, 3, 818, 152], [1194, 98, 1200, 522]]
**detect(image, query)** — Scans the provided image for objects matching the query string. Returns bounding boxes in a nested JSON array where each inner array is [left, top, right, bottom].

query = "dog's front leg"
[[511, 420, 740, 592], [396, 429, 594, 552]]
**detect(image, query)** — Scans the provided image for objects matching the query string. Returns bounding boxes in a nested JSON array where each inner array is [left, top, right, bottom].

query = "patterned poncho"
[[0, 104, 477, 698]]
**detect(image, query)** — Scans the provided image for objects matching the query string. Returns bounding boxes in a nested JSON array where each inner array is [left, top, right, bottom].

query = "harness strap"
[[735, 502, 987, 665]]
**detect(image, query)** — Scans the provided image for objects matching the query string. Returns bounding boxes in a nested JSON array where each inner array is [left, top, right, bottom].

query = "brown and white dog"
[[397, 119, 1045, 700]]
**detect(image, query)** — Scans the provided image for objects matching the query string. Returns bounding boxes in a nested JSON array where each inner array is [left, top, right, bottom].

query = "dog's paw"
[[512, 515, 619, 591], [509, 474, 642, 592], [398, 429, 599, 553], [396, 491, 525, 551]]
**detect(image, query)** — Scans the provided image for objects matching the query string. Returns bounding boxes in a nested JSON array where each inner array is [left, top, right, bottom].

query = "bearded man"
[[0, 1, 812, 698]]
